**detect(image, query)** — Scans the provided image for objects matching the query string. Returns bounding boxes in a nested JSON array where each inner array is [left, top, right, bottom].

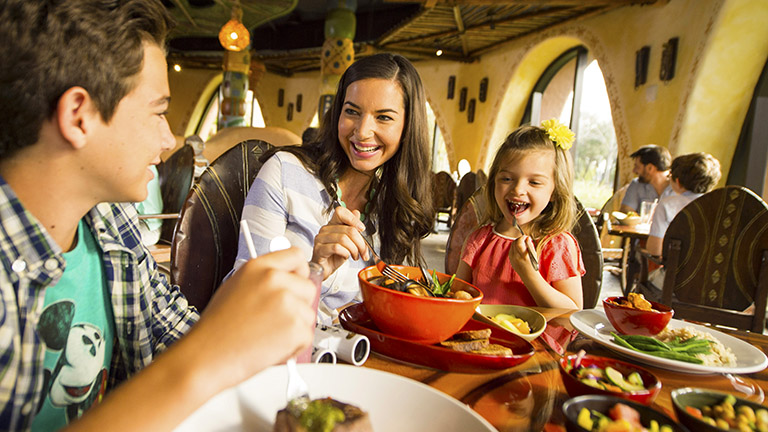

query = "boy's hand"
[[191, 247, 317, 390]]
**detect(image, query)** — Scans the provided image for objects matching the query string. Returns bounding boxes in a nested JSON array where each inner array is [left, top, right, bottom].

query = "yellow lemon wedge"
[[492, 313, 531, 335]]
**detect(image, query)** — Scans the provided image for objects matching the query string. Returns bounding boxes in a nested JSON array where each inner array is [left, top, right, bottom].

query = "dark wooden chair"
[[573, 199, 604, 309], [170, 139, 273, 311], [432, 171, 457, 229], [444, 188, 603, 308], [138, 144, 195, 244], [454, 172, 479, 223], [638, 186, 768, 332], [445, 187, 487, 275]]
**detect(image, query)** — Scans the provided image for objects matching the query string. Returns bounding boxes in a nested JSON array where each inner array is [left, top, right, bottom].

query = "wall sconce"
[[467, 99, 476, 123], [447, 76, 456, 99], [296, 94, 303, 112], [218, 2, 250, 52], [660, 37, 678, 81], [459, 87, 467, 112], [277, 89, 284, 107], [479, 78, 488, 102], [635, 46, 650, 88]]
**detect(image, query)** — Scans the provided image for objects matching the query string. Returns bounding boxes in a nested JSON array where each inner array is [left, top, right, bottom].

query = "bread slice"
[[448, 328, 492, 341], [274, 398, 373, 432], [439, 338, 490, 352], [471, 343, 513, 356]]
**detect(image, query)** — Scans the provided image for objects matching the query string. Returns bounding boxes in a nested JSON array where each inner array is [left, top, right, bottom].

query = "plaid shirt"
[[0, 176, 200, 430]]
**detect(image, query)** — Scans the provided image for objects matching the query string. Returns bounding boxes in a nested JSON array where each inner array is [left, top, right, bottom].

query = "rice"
[[656, 326, 737, 367]]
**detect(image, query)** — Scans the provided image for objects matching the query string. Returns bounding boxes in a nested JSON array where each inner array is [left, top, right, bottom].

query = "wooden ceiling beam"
[[452, 6, 469, 57], [384, 0, 655, 5]]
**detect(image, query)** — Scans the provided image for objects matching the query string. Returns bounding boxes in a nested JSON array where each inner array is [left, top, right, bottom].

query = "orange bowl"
[[358, 265, 483, 344], [603, 296, 673, 336]]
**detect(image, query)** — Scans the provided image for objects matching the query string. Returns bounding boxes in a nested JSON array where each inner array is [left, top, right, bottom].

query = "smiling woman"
[[230, 53, 435, 324]]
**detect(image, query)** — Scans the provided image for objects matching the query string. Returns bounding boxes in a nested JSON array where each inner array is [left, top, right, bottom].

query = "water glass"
[[297, 262, 323, 363], [640, 200, 657, 225]]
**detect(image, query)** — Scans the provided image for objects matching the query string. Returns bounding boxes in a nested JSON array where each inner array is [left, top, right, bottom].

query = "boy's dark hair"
[[0, 0, 173, 160], [630, 145, 671, 171], [670, 152, 721, 194]]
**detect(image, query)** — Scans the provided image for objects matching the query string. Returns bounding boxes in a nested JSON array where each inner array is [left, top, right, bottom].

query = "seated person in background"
[[0, 1, 316, 429], [186, 134, 209, 178], [456, 120, 585, 310], [645, 152, 721, 257], [620, 144, 672, 214], [135, 165, 163, 246]]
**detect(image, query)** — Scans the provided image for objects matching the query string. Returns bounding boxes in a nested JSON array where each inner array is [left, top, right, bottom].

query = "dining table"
[[357, 306, 768, 432], [608, 223, 651, 295]]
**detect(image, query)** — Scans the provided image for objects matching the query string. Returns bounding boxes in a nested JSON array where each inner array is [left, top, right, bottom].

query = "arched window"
[[195, 89, 265, 141], [522, 47, 618, 210]]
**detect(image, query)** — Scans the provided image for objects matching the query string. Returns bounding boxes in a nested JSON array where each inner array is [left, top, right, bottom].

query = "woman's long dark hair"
[[263, 53, 434, 265]]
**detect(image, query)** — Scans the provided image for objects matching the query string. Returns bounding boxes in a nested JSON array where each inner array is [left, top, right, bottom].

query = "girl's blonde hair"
[[484, 125, 576, 240]]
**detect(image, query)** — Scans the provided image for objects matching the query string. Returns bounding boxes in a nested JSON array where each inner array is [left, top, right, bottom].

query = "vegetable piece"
[[627, 371, 644, 387], [577, 407, 594, 430], [685, 406, 703, 418], [605, 366, 645, 392]]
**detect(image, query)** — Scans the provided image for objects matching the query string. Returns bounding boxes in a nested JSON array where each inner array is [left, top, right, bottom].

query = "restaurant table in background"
[[362, 307, 768, 432], [608, 224, 651, 295]]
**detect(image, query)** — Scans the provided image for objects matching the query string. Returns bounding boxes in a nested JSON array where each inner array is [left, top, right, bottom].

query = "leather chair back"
[[156, 144, 194, 243], [170, 140, 273, 311]]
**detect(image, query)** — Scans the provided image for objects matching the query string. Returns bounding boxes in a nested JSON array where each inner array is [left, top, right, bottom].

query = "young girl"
[[456, 120, 584, 309]]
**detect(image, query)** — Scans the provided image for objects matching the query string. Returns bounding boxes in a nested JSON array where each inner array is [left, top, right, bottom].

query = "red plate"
[[339, 303, 535, 373]]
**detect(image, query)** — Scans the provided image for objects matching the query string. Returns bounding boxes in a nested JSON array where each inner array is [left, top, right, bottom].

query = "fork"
[[512, 214, 539, 271], [239, 222, 311, 415], [359, 234, 434, 295]]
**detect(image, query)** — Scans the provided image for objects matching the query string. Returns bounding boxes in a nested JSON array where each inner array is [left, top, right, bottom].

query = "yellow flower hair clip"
[[541, 119, 575, 150]]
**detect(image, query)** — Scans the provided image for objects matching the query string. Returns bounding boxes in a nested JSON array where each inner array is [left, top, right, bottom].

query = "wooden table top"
[[359, 307, 768, 431], [609, 224, 651, 240]]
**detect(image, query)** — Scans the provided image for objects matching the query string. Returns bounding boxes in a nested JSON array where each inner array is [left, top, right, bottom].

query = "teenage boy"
[[620, 144, 673, 214], [0, 1, 315, 430]]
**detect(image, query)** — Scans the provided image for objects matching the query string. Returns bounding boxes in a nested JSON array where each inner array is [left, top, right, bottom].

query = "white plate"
[[173, 364, 496, 432], [570, 309, 768, 375]]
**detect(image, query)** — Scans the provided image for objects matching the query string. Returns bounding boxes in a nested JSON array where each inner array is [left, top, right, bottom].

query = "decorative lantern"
[[218, 3, 250, 52]]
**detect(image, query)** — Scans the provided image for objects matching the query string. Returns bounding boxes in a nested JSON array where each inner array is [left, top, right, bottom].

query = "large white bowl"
[[476, 304, 547, 342]]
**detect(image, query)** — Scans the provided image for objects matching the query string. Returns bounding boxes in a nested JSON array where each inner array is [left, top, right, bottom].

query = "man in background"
[[0, 1, 315, 430], [620, 144, 672, 214]]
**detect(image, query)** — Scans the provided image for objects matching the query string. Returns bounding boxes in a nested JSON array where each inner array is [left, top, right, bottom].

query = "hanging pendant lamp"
[[218, 2, 250, 52]]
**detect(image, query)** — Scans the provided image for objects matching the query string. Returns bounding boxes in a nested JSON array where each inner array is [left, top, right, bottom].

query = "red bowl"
[[559, 354, 662, 405], [603, 296, 673, 336], [358, 265, 483, 344]]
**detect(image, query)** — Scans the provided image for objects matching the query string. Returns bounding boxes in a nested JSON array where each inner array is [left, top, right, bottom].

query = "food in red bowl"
[[559, 353, 662, 405], [603, 294, 673, 336], [358, 265, 482, 345]]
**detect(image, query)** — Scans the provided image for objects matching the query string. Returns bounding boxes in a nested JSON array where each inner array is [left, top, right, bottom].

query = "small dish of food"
[[358, 265, 483, 345], [475, 304, 547, 342], [671, 388, 768, 432], [562, 394, 689, 432], [603, 294, 673, 336], [559, 353, 661, 405]]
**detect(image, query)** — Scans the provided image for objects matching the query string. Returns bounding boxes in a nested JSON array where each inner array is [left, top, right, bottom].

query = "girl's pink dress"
[[461, 224, 585, 305]]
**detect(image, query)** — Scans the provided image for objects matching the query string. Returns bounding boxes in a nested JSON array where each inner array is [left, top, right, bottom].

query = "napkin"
[[540, 323, 579, 355]]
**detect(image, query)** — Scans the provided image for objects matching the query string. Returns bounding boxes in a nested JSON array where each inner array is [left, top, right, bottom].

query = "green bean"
[[611, 332, 704, 364], [621, 335, 671, 350]]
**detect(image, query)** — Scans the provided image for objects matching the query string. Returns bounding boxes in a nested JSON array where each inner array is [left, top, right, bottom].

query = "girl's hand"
[[311, 205, 370, 279], [508, 235, 537, 276]]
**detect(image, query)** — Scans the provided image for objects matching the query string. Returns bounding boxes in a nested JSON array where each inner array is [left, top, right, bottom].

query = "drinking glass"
[[640, 200, 657, 225], [297, 262, 323, 363]]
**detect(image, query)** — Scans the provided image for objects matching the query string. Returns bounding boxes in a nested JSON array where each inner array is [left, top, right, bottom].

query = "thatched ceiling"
[[166, 0, 660, 75]]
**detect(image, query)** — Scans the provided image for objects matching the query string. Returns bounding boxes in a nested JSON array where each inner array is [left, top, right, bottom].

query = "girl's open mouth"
[[506, 200, 529, 215]]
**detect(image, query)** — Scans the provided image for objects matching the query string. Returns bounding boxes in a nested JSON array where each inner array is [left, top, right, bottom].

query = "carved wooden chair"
[[170, 140, 273, 311], [638, 186, 768, 332], [454, 172, 478, 221], [432, 171, 457, 230]]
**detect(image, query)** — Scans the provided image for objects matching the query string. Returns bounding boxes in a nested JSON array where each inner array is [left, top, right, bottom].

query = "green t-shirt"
[[31, 220, 115, 431]]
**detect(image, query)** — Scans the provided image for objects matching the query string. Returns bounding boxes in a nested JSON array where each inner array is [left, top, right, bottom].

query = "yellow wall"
[[167, 0, 767, 187]]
